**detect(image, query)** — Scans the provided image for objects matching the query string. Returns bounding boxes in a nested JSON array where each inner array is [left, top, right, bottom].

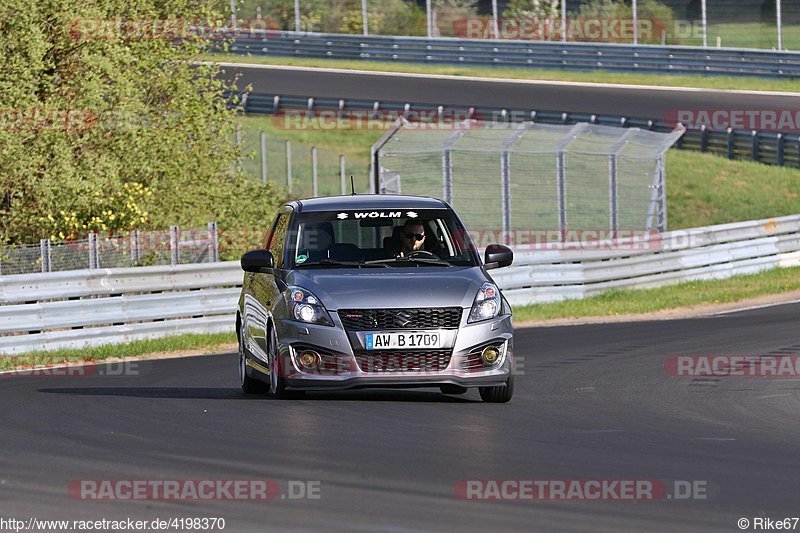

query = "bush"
[[236, 0, 425, 35], [569, 0, 676, 44], [0, 0, 281, 244]]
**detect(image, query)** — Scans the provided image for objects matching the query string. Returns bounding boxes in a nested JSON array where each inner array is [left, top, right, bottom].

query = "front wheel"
[[479, 375, 514, 403], [268, 326, 304, 400]]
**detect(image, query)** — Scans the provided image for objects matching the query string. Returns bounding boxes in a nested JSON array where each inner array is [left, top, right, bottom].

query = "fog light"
[[298, 351, 320, 369], [481, 346, 500, 366]]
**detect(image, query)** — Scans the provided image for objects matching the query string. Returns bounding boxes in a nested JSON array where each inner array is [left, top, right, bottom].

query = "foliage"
[[0, 0, 280, 244], [568, 0, 676, 44], [433, 0, 479, 37], [236, 0, 425, 35], [503, 0, 560, 21]]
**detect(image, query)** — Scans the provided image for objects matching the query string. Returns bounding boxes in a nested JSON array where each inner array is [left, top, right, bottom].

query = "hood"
[[285, 267, 488, 310]]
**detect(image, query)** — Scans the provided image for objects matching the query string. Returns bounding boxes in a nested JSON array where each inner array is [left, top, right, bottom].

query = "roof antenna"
[[350, 175, 357, 195]]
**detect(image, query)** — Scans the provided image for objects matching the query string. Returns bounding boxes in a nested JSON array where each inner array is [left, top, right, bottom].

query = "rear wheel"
[[479, 375, 514, 403], [239, 322, 268, 394]]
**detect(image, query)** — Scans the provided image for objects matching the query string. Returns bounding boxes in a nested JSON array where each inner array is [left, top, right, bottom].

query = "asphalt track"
[[224, 64, 800, 118], [3, 302, 800, 531]]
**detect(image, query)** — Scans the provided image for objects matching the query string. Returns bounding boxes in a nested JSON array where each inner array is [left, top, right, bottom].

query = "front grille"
[[354, 350, 453, 373], [338, 308, 462, 331]]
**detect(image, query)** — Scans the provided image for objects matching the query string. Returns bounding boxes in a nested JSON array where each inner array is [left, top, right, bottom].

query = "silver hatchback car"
[[236, 194, 514, 402]]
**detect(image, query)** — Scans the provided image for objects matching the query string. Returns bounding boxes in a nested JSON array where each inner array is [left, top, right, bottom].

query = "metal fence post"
[[441, 149, 453, 203], [207, 222, 219, 263], [727, 128, 735, 159], [260, 131, 268, 186], [441, 126, 467, 204], [340, 155, 346, 195], [752, 130, 760, 162], [88, 233, 98, 269], [361, 0, 368, 35], [170, 225, 179, 266], [500, 124, 528, 245], [40, 239, 51, 273], [131, 230, 140, 265], [555, 123, 587, 234], [608, 128, 637, 236], [285, 140, 293, 194], [700, 125, 708, 152], [311, 146, 319, 196]]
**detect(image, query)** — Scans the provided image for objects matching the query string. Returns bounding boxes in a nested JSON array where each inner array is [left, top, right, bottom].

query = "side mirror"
[[241, 249, 275, 273], [484, 244, 513, 270]]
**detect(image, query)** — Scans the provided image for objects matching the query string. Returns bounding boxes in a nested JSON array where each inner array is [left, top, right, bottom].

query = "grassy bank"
[[208, 54, 800, 93], [1, 332, 237, 372]]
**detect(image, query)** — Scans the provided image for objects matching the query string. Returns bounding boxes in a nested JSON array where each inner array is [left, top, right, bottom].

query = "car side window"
[[267, 214, 291, 268]]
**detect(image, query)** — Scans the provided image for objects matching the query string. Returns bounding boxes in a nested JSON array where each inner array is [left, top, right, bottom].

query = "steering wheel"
[[407, 250, 438, 259]]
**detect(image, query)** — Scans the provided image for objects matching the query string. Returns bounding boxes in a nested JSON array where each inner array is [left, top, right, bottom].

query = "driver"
[[398, 219, 426, 256]]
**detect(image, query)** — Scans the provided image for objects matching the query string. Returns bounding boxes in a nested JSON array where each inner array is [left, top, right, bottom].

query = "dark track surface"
[[224, 64, 800, 118], [3, 302, 800, 531]]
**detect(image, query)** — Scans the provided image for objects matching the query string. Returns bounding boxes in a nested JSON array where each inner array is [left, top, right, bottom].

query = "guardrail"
[[3, 214, 799, 354], [0, 262, 242, 355], [229, 31, 800, 79], [494, 214, 800, 306], [240, 92, 800, 169]]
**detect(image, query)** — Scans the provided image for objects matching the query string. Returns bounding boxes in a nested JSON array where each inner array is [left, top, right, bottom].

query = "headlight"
[[468, 282, 502, 323], [286, 286, 333, 326]]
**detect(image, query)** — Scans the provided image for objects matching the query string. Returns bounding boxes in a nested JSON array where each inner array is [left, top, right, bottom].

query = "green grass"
[[206, 53, 800, 93], [0, 332, 236, 371], [667, 151, 800, 229], [682, 23, 800, 51], [513, 265, 800, 321]]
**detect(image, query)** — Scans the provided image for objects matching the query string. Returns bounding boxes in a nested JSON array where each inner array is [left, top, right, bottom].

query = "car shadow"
[[36, 387, 478, 402]]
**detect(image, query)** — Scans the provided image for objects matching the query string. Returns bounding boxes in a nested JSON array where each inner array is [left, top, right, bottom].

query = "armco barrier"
[[493, 214, 800, 305], [2, 214, 799, 354], [239, 92, 800, 169], [0, 263, 242, 355], [229, 32, 800, 79]]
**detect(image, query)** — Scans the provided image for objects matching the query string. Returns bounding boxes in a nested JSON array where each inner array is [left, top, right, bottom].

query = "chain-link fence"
[[0, 224, 219, 276], [234, 127, 372, 196], [375, 120, 684, 247], [230, 1, 799, 50]]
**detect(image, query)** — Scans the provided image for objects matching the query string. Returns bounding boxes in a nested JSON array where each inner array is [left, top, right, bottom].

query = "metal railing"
[[0, 223, 219, 276], [2, 213, 798, 354], [228, 32, 800, 78], [0, 262, 240, 355], [240, 92, 800, 169]]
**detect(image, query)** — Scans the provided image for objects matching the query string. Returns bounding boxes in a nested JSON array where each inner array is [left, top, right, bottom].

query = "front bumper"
[[273, 310, 513, 391]]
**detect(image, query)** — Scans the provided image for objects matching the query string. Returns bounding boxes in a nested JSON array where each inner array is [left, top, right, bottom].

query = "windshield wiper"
[[296, 259, 388, 268], [364, 256, 451, 267]]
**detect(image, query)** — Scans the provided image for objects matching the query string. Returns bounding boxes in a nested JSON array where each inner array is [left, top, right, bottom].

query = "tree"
[[0, 0, 278, 244]]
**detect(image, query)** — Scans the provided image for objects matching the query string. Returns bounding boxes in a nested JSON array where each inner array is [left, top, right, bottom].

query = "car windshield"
[[289, 208, 478, 268]]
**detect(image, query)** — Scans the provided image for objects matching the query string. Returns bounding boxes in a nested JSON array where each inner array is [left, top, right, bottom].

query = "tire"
[[440, 385, 468, 395], [268, 325, 304, 400], [479, 375, 514, 403], [239, 321, 269, 394]]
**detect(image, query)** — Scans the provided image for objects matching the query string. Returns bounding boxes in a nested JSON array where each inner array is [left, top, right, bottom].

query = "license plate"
[[365, 332, 442, 350]]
